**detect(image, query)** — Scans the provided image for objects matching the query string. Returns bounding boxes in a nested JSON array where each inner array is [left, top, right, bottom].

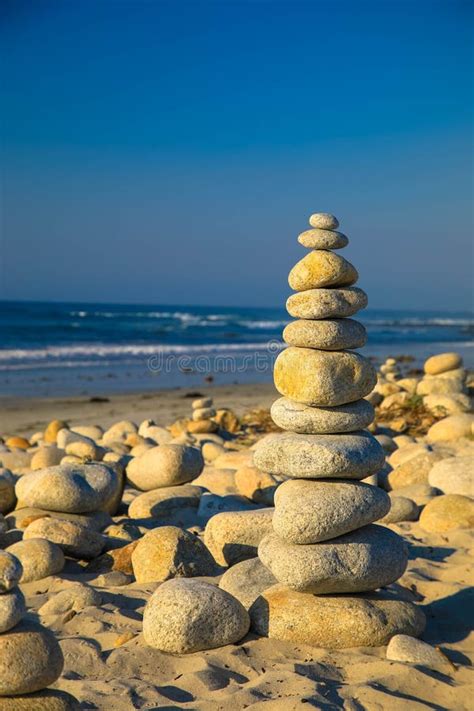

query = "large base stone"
[[250, 585, 426, 648]]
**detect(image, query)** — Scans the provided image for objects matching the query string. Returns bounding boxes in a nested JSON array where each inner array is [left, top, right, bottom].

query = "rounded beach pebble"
[[426, 414, 474, 443], [0, 588, 26, 633], [219, 557, 277, 610], [143, 578, 250, 653], [419, 494, 474, 533], [298, 228, 348, 250], [253, 430, 384, 479], [250, 585, 425, 648], [203, 508, 274, 566], [0, 469, 16, 514], [131, 526, 217, 583], [128, 484, 203, 519], [424, 352, 462, 375], [272, 479, 390, 543], [15, 463, 118, 514], [39, 583, 102, 616], [0, 550, 23, 594], [270, 397, 374, 434], [288, 251, 358, 291], [258, 524, 407, 594], [7, 539, 65, 583], [126, 444, 204, 491], [23, 517, 104, 559], [380, 495, 419, 524], [287, 287, 368, 320], [283, 318, 366, 350], [386, 634, 449, 670], [0, 621, 64, 695], [309, 212, 339, 229], [274, 348, 377, 407], [428, 456, 473, 497]]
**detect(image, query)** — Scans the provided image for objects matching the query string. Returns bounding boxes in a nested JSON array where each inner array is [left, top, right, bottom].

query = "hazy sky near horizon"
[[1, 0, 472, 312]]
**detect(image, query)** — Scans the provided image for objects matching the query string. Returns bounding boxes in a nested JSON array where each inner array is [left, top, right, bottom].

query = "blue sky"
[[1, 0, 472, 310]]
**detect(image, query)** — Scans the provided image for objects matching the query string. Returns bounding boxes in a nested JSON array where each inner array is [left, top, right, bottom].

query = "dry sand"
[[0, 383, 275, 439], [19, 521, 472, 710]]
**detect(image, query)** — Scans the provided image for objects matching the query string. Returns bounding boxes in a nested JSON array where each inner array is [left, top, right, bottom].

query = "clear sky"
[[1, 0, 472, 311]]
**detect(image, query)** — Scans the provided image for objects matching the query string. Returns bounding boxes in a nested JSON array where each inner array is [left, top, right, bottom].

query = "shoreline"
[[0, 381, 276, 437]]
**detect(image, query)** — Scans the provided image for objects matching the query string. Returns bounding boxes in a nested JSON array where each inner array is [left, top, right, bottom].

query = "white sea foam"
[[0, 341, 284, 366]]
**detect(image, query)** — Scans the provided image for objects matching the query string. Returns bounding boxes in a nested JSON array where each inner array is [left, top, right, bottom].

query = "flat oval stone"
[[288, 251, 358, 291], [250, 585, 425, 648], [283, 318, 366, 350], [128, 484, 203, 519], [253, 431, 384, 479], [287, 287, 368, 319], [273, 480, 390, 543], [143, 578, 250, 653], [309, 212, 339, 229], [15, 463, 118, 514], [424, 352, 462, 375], [298, 228, 348, 250], [258, 525, 408, 593], [274, 348, 377, 406], [271, 397, 374, 433]]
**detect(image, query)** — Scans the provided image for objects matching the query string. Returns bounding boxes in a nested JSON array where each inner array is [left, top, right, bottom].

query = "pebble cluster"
[[252, 213, 426, 646]]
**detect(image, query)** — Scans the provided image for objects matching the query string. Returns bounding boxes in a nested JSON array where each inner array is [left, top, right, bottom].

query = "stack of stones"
[[252, 212, 425, 648], [188, 397, 218, 434], [12, 463, 120, 560], [0, 549, 72, 706]]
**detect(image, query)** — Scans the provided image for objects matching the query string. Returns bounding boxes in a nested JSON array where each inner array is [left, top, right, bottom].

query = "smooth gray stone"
[[271, 397, 374, 434], [258, 524, 408, 594], [253, 430, 385, 479], [273, 479, 391, 543]]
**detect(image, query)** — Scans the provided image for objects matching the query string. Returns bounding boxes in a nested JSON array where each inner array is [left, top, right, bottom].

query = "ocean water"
[[0, 301, 473, 397]]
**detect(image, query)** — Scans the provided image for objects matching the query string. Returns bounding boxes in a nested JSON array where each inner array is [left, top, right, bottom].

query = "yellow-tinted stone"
[[288, 250, 358, 291], [274, 347, 376, 407], [419, 494, 474, 533]]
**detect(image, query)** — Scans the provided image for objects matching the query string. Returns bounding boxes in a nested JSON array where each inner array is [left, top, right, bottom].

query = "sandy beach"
[[0, 383, 275, 439], [15, 520, 472, 710], [1, 361, 473, 710]]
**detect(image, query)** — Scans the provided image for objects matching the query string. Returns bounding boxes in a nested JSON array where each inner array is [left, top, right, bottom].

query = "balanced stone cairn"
[[0, 549, 78, 707], [188, 397, 218, 434], [251, 212, 426, 648]]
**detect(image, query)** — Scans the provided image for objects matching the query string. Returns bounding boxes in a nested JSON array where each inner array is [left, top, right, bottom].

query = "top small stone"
[[309, 213, 339, 230]]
